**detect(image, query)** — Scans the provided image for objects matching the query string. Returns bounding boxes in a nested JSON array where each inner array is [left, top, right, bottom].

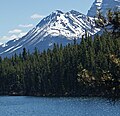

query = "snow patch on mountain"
[[0, 42, 3, 46], [35, 10, 99, 39], [0, 10, 100, 58]]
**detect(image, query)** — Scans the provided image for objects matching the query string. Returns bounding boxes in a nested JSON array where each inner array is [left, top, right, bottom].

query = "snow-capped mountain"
[[0, 10, 100, 57], [0, 0, 119, 58], [87, 0, 120, 17]]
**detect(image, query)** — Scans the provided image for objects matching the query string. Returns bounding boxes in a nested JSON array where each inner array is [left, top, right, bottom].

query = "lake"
[[0, 96, 120, 116]]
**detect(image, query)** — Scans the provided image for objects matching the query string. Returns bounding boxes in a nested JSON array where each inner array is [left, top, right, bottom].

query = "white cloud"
[[0, 42, 3, 45], [0, 32, 27, 43], [18, 32, 27, 38], [0, 35, 17, 43], [19, 24, 33, 28], [9, 29, 22, 34], [31, 14, 45, 19]]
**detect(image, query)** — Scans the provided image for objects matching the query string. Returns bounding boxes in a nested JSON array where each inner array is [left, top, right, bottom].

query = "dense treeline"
[[0, 10, 119, 98], [0, 32, 119, 97]]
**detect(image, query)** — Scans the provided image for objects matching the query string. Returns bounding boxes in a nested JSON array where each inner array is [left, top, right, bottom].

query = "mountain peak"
[[0, 10, 100, 57], [53, 10, 64, 14], [36, 10, 64, 28], [68, 10, 83, 16], [1, 0, 119, 58], [87, 0, 120, 17], [69, 10, 80, 14]]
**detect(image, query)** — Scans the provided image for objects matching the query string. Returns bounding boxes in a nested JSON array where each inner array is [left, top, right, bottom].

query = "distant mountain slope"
[[0, 0, 119, 58], [0, 10, 100, 57], [87, 0, 120, 17]]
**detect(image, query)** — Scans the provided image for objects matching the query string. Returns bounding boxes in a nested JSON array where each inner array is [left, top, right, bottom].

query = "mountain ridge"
[[0, 10, 100, 57], [87, 0, 120, 17], [0, 0, 120, 58]]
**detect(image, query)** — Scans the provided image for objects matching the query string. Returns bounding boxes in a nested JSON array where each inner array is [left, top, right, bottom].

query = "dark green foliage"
[[0, 11, 119, 98], [95, 9, 120, 37], [0, 32, 119, 97]]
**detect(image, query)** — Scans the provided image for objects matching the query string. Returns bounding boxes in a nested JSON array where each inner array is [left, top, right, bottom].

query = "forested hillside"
[[0, 10, 119, 98]]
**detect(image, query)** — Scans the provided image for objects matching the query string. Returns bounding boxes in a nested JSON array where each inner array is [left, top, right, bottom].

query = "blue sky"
[[0, 0, 94, 43]]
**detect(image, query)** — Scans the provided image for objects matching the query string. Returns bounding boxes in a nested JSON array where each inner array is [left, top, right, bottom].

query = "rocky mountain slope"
[[0, 0, 119, 58], [0, 10, 100, 57], [87, 0, 120, 17]]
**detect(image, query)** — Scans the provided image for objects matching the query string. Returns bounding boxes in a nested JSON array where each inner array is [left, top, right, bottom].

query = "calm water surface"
[[0, 96, 120, 116]]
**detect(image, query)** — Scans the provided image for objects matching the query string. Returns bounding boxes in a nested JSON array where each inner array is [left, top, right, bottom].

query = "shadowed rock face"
[[87, 0, 120, 17]]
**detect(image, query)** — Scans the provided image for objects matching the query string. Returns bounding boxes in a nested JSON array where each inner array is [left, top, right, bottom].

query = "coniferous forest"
[[0, 10, 120, 98]]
